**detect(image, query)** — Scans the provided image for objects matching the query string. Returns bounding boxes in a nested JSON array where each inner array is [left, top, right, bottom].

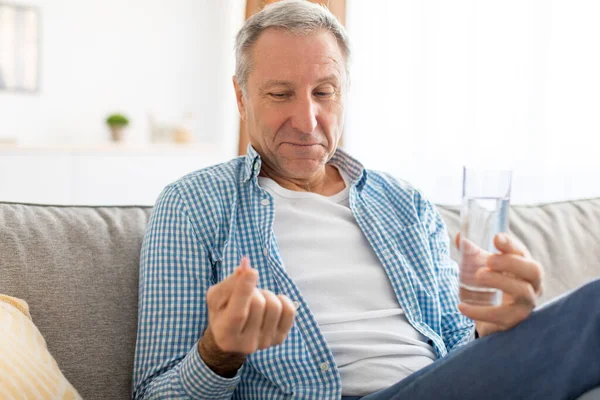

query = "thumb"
[[224, 256, 252, 284], [210, 257, 254, 310], [227, 257, 259, 312], [235, 256, 252, 276], [233, 256, 257, 286]]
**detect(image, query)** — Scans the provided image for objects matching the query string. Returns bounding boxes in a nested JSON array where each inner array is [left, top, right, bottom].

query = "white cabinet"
[[0, 144, 228, 205], [0, 153, 72, 204]]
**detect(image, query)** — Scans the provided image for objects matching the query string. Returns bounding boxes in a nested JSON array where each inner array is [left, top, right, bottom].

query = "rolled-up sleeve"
[[132, 185, 243, 399]]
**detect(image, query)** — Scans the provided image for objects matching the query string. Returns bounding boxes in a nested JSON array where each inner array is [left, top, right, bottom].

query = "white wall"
[[345, 0, 600, 205], [0, 0, 244, 158]]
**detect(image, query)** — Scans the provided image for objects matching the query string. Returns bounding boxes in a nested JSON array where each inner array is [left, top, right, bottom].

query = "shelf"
[[0, 142, 221, 154], [0, 142, 228, 205]]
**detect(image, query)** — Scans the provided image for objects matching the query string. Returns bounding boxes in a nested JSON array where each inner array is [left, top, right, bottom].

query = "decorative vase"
[[173, 127, 193, 144], [109, 125, 126, 142]]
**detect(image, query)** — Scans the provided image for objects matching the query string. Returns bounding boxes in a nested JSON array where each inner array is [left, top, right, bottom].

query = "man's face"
[[234, 28, 347, 180]]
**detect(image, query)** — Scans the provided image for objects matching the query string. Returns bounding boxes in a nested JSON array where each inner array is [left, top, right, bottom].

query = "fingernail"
[[497, 233, 507, 245], [235, 257, 250, 277]]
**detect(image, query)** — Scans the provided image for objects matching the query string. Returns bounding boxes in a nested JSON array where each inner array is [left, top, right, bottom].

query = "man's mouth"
[[282, 142, 321, 147]]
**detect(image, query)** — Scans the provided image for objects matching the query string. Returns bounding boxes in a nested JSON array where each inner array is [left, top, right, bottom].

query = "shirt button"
[[263, 248, 268, 257], [320, 362, 330, 372], [293, 301, 301, 310], [261, 199, 270, 206], [253, 163, 260, 171]]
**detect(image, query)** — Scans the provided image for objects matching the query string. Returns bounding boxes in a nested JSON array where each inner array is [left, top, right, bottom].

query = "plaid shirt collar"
[[243, 143, 368, 190]]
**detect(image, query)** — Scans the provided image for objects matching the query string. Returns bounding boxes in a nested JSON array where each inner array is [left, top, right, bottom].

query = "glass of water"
[[459, 166, 512, 306]]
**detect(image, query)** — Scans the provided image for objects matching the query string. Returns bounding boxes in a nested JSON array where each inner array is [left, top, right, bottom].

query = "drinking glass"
[[459, 166, 512, 306]]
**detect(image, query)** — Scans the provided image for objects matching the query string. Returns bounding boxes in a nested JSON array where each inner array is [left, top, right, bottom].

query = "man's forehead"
[[250, 29, 345, 86], [252, 28, 344, 66]]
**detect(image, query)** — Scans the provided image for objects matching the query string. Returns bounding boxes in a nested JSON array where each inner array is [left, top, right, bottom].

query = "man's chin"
[[278, 158, 328, 179]]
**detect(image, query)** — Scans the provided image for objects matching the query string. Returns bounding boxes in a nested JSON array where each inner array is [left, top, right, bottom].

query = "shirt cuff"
[[179, 341, 244, 399]]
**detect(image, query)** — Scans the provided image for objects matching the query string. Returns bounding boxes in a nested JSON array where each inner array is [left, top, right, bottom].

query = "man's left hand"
[[455, 233, 544, 337]]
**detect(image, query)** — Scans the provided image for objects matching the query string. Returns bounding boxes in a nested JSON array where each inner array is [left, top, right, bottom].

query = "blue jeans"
[[343, 278, 600, 400]]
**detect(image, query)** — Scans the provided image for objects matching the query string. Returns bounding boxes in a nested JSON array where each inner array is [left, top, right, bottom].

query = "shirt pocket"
[[213, 238, 243, 282]]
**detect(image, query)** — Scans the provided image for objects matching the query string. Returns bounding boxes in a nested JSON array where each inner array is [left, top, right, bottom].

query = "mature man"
[[133, 1, 600, 399]]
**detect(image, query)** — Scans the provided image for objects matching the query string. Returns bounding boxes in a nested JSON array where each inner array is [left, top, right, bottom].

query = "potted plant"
[[106, 113, 129, 142]]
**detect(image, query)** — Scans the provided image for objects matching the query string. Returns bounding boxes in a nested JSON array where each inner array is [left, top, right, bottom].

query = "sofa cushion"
[[0, 202, 152, 400], [437, 197, 600, 304], [0, 294, 82, 399]]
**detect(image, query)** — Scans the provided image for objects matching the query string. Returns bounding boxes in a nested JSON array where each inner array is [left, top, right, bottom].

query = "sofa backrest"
[[1, 199, 600, 399], [0, 202, 152, 400]]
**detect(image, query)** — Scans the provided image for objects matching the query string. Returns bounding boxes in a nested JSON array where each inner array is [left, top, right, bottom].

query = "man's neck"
[[259, 164, 345, 196]]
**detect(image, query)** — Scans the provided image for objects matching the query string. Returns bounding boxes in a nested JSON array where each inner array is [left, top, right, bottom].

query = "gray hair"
[[234, 0, 351, 94]]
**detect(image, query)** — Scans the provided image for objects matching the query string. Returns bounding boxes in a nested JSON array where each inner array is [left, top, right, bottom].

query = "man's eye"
[[315, 91, 334, 98], [269, 93, 289, 99]]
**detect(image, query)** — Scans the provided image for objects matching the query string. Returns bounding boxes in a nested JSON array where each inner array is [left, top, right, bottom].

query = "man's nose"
[[290, 95, 318, 134]]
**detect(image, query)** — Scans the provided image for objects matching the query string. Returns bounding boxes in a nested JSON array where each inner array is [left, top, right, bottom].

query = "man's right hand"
[[199, 257, 296, 377]]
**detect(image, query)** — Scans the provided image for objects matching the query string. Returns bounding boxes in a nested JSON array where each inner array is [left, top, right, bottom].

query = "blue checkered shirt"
[[132, 145, 474, 399]]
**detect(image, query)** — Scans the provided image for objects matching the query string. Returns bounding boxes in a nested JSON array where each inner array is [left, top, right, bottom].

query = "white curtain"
[[344, 0, 600, 205]]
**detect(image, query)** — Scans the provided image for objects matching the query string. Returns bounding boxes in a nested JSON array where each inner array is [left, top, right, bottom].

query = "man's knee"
[[568, 278, 600, 315], [579, 277, 600, 297]]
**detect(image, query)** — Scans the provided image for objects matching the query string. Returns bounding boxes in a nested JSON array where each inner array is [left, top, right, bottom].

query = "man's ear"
[[233, 76, 246, 121]]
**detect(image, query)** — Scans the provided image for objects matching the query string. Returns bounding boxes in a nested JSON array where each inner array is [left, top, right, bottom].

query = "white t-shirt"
[[258, 168, 436, 396]]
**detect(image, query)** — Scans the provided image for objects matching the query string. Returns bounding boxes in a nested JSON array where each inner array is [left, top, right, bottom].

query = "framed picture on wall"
[[0, 3, 40, 92]]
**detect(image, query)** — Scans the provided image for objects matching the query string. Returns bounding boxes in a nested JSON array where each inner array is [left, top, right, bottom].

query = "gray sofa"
[[1, 199, 600, 399]]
